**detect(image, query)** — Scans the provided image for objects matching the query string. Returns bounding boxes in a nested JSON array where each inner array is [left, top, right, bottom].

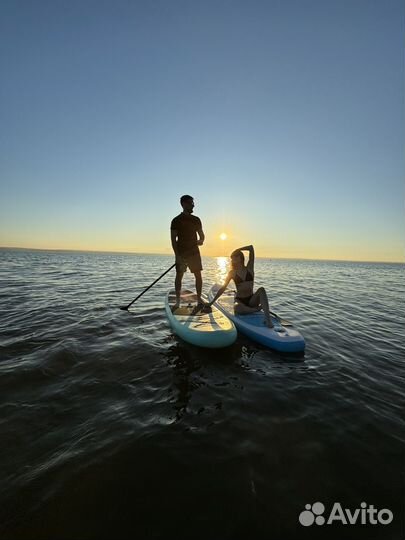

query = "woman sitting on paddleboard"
[[208, 245, 274, 328]]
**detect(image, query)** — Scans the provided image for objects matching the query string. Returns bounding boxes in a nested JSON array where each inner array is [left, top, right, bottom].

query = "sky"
[[1, 0, 404, 262]]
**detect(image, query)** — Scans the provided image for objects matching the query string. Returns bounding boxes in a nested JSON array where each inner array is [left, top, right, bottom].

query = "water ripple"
[[0, 250, 404, 539]]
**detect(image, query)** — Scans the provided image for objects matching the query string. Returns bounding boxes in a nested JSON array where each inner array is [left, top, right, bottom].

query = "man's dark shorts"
[[176, 252, 203, 274]]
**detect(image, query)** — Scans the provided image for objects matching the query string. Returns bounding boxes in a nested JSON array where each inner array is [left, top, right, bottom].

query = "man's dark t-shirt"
[[171, 213, 202, 256]]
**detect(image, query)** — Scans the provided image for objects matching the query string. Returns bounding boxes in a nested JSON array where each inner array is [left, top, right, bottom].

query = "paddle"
[[270, 311, 293, 327], [120, 263, 176, 311]]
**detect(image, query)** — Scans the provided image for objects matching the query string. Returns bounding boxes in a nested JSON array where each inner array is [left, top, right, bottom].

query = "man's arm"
[[171, 229, 180, 256], [197, 228, 205, 246]]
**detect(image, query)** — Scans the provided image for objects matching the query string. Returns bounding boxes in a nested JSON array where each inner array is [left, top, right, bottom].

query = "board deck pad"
[[165, 289, 237, 348], [168, 292, 213, 316]]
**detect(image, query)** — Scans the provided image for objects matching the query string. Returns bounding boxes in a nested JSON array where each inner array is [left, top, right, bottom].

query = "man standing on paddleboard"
[[171, 195, 206, 311]]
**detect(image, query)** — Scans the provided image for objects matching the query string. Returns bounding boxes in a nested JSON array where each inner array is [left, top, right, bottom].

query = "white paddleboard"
[[165, 289, 237, 348]]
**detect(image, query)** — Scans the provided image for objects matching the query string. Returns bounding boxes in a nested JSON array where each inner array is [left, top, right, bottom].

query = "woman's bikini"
[[234, 268, 254, 306]]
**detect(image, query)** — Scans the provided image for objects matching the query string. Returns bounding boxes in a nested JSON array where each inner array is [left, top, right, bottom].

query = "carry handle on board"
[[120, 263, 176, 311]]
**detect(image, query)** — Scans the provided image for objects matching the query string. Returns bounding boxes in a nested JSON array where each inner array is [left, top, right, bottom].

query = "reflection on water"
[[215, 256, 230, 285], [165, 341, 204, 421], [164, 338, 238, 422]]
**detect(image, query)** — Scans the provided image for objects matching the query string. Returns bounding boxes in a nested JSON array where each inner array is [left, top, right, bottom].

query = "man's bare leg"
[[194, 270, 202, 304], [174, 271, 184, 309]]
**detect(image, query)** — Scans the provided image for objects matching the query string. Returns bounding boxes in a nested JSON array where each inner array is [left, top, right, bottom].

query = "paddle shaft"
[[122, 263, 176, 310], [270, 311, 293, 326]]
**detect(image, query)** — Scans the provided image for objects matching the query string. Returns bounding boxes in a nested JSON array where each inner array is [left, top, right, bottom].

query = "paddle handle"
[[124, 263, 176, 309]]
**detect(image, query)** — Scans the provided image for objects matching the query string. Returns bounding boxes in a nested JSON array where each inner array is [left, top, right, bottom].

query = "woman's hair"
[[231, 250, 245, 265]]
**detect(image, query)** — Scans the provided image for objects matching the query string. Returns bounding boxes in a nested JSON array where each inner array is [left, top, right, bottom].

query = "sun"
[[219, 232, 227, 241]]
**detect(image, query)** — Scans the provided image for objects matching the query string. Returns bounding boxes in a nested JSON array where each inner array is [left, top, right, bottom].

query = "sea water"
[[0, 249, 404, 539]]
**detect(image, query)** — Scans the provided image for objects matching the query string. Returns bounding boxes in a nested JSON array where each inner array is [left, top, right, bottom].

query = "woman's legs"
[[249, 287, 273, 327], [234, 302, 261, 315]]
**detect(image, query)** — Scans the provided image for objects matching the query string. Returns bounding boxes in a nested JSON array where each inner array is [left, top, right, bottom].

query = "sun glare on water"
[[216, 256, 229, 283]]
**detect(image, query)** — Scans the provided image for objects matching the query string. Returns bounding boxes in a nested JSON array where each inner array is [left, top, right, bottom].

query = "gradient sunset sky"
[[1, 0, 404, 262]]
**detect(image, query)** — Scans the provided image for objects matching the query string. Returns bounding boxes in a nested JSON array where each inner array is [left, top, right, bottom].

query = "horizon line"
[[1, 246, 404, 265]]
